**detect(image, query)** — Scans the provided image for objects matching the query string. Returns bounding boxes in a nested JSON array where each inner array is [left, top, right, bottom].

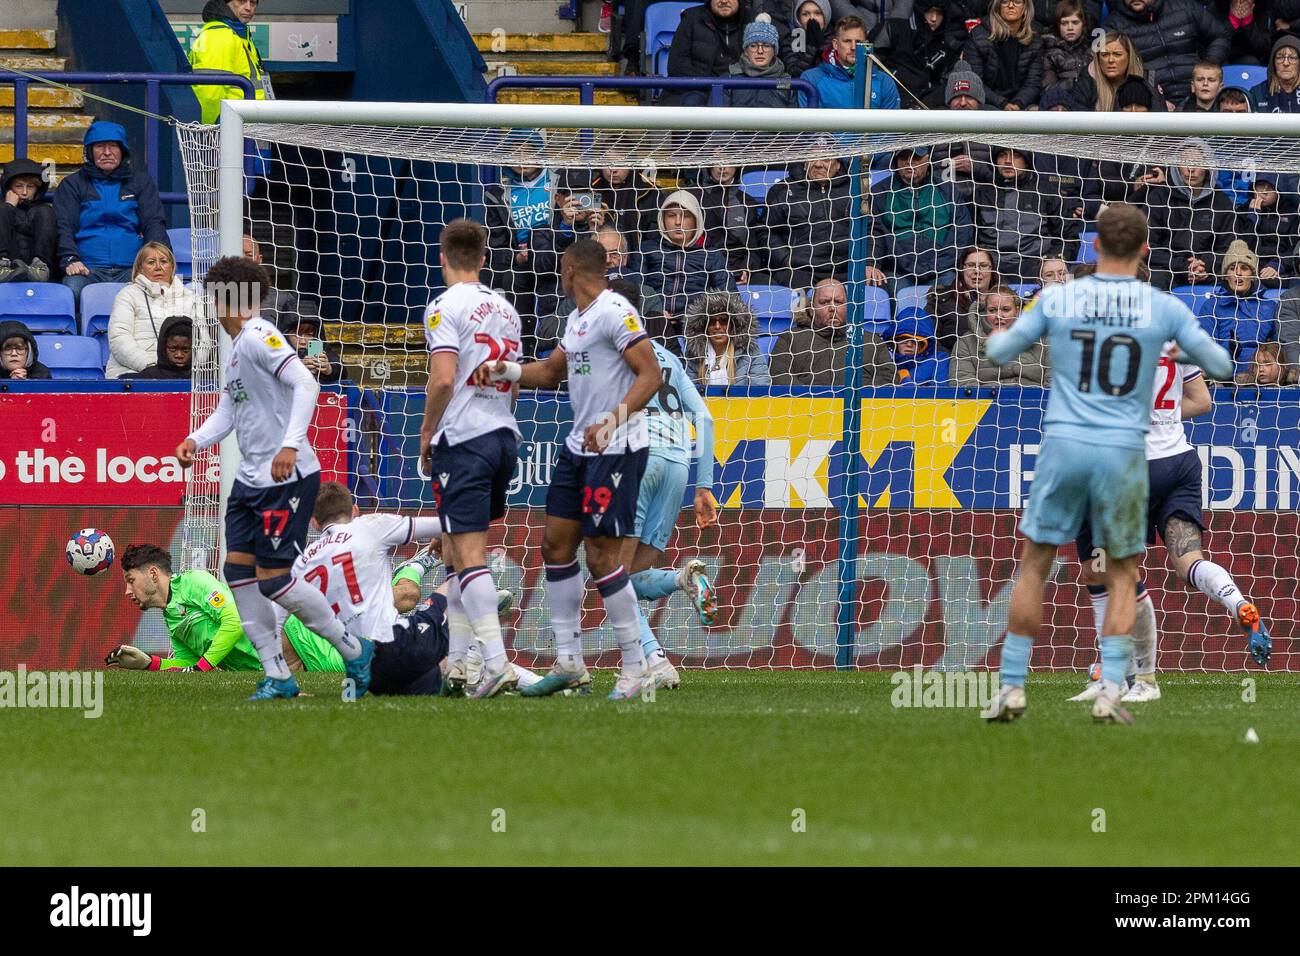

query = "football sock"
[[999, 632, 1033, 687], [261, 573, 362, 661], [226, 564, 291, 680], [459, 566, 507, 672], [635, 603, 663, 658], [595, 566, 647, 678], [1100, 635, 1134, 695], [1187, 558, 1246, 618], [544, 560, 585, 669], [631, 568, 680, 602], [444, 572, 472, 669], [1133, 590, 1158, 678]]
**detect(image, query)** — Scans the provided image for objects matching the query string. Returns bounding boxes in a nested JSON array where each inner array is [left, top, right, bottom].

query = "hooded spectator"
[[869, 146, 973, 287], [0, 320, 52, 380], [768, 277, 895, 386], [1041, 0, 1092, 92], [277, 298, 343, 383], [592, 166, 662, 250], [878, 3, 954, 107], [1240, 177, 1296, 280], [640, 190, 736, 347], [778, 0, 832, 77], [1250, 35, 1300, 112], [1146, 139, 1240, 288], [0, 158, 56, 283], [1103, 0, 1230, 106], [1181, 61, 1224, 112], [797, 16, 903, 109], [961, 0, 1046, 110], [694, 165, 761, 277], [684, 290, 771, 386], [972, 146, 1065, 282], [951, 284, 1050, 385], [1195, 240, 1278, 376], [106, 241, 199, 379], [928, 245, 998, 352], [762, 153, 856, 289], [726, 14, 798, 107], [1069, 30, 1166, 111], [189, 0, 270, 125], [54, 121, 169, 300], [121, 315, 193, 381], [888, 309, 951, 386], [1217, 0, 1274, 67], [667, 0, 749, 105]]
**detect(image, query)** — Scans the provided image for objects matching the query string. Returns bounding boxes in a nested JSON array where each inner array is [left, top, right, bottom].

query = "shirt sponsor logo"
[[206, 590, 225, 609], [427, 309, 441, 330]]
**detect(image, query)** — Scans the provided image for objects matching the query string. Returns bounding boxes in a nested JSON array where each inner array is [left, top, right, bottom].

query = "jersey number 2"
[[303, 553, 363, 614], [1154, 356, 1177, 410]]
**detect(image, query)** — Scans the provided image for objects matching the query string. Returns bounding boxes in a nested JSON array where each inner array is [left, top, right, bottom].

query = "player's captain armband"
[[623, 312, 641, 333], [206, 590, 227, 610], [489, 361, 523, 383]]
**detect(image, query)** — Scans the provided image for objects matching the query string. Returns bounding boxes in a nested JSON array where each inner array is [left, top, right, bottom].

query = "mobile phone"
[[572, 192, 597, 210], [307, 340, 324, 357]]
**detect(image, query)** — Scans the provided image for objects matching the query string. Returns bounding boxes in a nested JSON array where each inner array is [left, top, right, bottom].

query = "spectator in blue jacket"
[[54, 121, 169, 301], [888, 309, 952, 386], [797, 16, 902, 109], [640, 190, 736, 348], [869, 146, 973, 289], [1195, 240, 1278, 377], [1249, 35, 1300, 112]]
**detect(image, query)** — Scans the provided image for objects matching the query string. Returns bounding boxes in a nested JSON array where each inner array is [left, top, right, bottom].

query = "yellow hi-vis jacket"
[[189, 20, 268, 124]]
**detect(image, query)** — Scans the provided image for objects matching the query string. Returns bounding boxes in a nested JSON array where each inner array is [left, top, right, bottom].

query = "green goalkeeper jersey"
[[282, 563, 425, 673], [161, 570, 261, 671]]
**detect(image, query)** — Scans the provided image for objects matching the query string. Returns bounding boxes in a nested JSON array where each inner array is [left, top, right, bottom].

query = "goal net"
[[177, 104, 1300, 673]]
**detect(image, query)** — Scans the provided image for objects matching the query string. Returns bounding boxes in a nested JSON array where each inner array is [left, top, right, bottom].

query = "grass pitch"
[[3, 671, 1297, 866]]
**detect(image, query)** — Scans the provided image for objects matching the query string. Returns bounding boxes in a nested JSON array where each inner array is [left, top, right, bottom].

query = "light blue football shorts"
[[634, 455, 690, 552]]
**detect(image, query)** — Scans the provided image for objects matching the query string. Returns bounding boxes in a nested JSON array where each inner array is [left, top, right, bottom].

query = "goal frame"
[[210, 100, 1300, 668]]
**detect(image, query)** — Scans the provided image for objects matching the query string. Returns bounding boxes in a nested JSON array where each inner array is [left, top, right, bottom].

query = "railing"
[[486, 74, 820, 108], [1, 70, 257, 205]]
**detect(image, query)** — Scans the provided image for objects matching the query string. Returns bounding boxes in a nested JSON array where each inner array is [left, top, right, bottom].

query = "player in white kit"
[[176, 256, 374, 701], [417, 219, 525, 699], [1071, 343, 1273, 702], [477, 239, 663, 701]]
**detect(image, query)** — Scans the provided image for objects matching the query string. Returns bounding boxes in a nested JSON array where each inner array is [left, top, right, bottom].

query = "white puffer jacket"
[[106, 274, 200, 379]]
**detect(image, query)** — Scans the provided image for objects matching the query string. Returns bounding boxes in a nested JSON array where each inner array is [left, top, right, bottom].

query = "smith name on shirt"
[[1043, 282, 1153, 328]]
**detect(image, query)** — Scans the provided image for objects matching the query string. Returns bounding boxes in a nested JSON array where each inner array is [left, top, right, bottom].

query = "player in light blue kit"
[[981, 204, 1234, 725], [608, 278, 719, 691]]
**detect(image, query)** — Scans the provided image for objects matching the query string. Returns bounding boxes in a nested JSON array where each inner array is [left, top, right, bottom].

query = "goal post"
[[177, 100, 1300, 672]]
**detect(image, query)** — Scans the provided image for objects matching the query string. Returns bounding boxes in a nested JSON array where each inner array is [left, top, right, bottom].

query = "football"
[[66, 528, 115, 576]]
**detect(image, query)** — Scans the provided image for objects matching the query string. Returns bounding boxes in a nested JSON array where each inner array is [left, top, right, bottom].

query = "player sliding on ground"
[[982, 204, 1234, 725], [608, 278, 718, 692], [175, 255, 375, 701], [1071, 340, 1272, 704], [418, 218, 525, 699], [477, 239, 662, 700]]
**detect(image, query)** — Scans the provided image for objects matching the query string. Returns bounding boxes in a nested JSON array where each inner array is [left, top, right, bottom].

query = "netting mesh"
[[177, 116, 1300, 671]]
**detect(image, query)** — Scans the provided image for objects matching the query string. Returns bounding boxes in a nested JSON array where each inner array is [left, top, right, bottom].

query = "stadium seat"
[[1263, 287, 1283, 301], [737, 283, 797, 322], [1171, 285, 1212, 312], [739, 169, 788, 203], [862, 284, 891, 334], [870, 169, 892, 189], [0, 282, 76, 334], [762, 316, 793, 337], [644, 1, 701, 77], [80, 282, 124, 337], [895, 284, 931, 318], [168, 227, 193, 279], [1010, 283, 1039, 299], [99, 335, 109, 367], [34, 335, 105, 380], [757, 332, 777, 357], [1224, 65, 1268, 91], [1077, 232, 1099, 264]]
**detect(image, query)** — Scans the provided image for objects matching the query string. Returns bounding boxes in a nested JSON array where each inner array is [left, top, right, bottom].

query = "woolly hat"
[[1222, 239, 1258, 275], [1115, 76, 1154, 110], [1039, 84, 1074, 111], [945, 63, 986, 106], [744, 13, 780, 49]]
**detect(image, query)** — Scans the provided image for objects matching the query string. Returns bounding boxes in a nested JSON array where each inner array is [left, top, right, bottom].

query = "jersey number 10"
[[1071, 330, 1141, 397]]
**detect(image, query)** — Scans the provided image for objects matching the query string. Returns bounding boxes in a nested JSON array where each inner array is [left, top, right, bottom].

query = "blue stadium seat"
[[762, 316, 793, 337], [757, 332, 777, 357], [0, 282, 76, 334], [737, 283, 796, 321], [739, 169, 788, 203], [1010, 283, 1039, 300], [80, 282, 124, 337], [1224, 65, 1268, 91], [895, 283, 931, 318], [35, 335, 105, 380], [644, 1, 701, 77], [870, 169, 892, 189], [1171, 285, 1212, 313], [168, 227, 193, 279], [1077, 232, 1099, 264], [862, 284, 891, 334], [1263, 287, 1283, 301]]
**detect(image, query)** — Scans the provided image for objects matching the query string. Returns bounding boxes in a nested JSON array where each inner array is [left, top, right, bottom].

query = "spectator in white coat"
[[106, 241, 199, 379]]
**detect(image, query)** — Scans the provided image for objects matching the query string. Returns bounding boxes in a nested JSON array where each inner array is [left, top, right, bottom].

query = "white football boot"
[[982, 684, 1027, 722]]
